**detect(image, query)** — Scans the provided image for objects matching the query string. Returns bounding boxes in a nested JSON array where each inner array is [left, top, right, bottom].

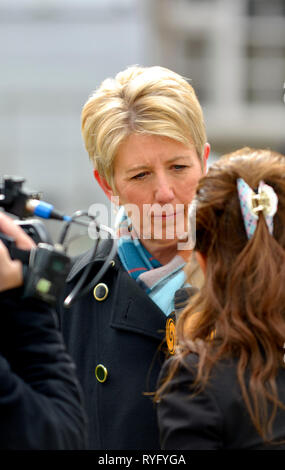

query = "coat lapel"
[[110, 269, 167, 341], [66, 238, 167, 342]]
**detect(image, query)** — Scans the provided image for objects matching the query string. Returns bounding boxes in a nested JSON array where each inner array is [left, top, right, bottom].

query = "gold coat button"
[[95, 364, 108, 383], [93, 283, 108, 301]]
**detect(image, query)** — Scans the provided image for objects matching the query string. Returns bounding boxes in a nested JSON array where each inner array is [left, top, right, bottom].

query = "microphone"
[[174, 286, 199, 321], [25, 199, 71, 222], [0, 176, 71, 222]]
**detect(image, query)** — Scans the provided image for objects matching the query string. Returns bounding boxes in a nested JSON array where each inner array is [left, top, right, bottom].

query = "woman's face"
[[112, 133, 208, 251]]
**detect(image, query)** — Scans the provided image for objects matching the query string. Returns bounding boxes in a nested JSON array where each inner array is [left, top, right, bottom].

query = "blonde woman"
[[59, 65, 210, 449]]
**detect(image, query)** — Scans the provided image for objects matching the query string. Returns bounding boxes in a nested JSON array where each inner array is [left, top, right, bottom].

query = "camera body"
[[0, 174, 116, 307], [24, 243, 71, 305], [0, 176, 71, 305], [15, 218, 54, 245]]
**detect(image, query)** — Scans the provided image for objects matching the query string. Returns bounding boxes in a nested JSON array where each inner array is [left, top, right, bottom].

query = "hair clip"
[[237, 178, 278, 239], [249, 182, 278, 217]]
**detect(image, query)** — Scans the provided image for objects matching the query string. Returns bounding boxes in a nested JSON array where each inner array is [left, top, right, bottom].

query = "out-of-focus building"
[[145, 0, 285, 155]]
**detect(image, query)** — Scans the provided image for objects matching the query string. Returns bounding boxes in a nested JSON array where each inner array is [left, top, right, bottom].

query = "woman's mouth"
[[152, 210, 184, 218]]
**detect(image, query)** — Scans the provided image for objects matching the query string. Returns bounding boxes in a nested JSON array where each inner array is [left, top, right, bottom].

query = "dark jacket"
[[0, 289, 87, 450], [157, 354, 285, 450], [58, 238, 168, 450]]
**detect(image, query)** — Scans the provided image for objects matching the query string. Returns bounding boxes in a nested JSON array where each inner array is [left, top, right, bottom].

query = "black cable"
[[59, 210, 117, 308], [63, 235, 100, 308], [68, 234, 117, 303], [58, 210, 91, 247]]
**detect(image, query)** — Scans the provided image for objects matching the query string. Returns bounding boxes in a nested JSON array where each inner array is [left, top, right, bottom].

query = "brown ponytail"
[[156, 147, 285, 442]]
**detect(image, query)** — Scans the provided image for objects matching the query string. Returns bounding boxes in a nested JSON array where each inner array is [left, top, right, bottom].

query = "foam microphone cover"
[[174, 286, 199, 320]]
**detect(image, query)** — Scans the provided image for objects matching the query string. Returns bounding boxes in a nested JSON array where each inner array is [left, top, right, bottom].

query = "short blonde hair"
[[81, 65, 207, 185]]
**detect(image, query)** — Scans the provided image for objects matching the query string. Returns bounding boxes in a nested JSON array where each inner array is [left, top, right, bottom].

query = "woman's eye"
[[172, 165, 187, 171], [132, 172, 148, 180]]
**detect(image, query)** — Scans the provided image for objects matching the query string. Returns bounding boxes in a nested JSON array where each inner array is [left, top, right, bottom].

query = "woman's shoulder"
[[162, 350, 239, 374], [162, 352, 285, 407], [159, 352, 242, 398]]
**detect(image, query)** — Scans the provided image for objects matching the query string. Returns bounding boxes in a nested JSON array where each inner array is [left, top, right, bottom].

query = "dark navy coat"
[[58, 238, 169, 450], [158, 354, 285, 449], [0, 290, 87, 449]]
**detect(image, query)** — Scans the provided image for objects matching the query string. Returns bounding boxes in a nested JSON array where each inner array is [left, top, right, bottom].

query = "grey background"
[[0, 0, 284, 242]]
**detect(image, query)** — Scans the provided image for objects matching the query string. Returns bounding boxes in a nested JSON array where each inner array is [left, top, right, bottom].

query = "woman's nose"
[[154, 175, 175, 204]]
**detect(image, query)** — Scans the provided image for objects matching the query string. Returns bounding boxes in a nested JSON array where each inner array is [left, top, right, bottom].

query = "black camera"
[[0, 175, 117, 307], [0, 176, 71, 305]]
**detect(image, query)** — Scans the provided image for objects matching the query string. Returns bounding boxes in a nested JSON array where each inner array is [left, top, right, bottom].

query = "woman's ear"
[[202, 143, 210, 175], [93, 170, 114, 201], [195, 251, 207, 275]]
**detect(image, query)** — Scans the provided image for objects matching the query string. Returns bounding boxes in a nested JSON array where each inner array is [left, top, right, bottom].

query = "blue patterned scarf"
[[115, 207, 187, 316]]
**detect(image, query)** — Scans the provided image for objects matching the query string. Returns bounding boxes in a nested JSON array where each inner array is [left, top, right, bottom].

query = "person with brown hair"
[[156, 147, 285, 449]]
